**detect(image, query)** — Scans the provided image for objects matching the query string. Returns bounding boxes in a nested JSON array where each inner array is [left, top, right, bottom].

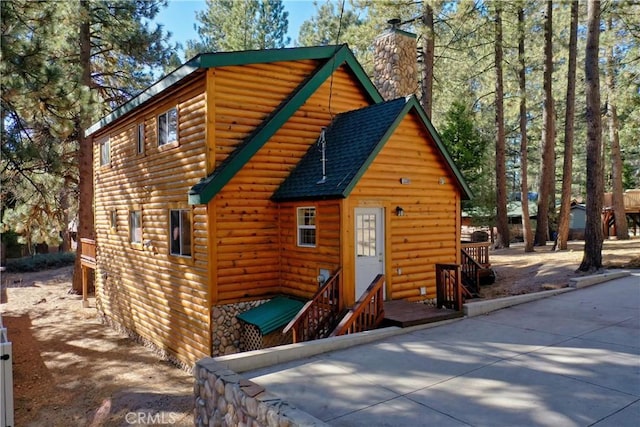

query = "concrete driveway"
[[243, 274, 640, 426]]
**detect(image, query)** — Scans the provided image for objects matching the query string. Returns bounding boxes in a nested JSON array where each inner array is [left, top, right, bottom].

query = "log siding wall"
[[350, 112, 461, 302], [93, 77, 211, 366], [211, 64, 371, 304]]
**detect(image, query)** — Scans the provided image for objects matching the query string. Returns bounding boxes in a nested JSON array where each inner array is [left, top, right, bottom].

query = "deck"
[[381, 300, 463, 328]]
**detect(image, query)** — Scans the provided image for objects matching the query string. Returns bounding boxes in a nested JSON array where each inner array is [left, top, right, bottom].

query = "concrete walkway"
[[243, 274, 640, 426]]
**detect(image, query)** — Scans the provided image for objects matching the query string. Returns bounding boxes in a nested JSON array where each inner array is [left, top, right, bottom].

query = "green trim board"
[[85, 64, 201, 137], [236, 296, 305, 336], [86, 44, 378, 138], [188, 45, 383, 205]]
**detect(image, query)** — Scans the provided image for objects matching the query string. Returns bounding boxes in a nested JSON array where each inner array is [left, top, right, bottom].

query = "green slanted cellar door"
[[236, 296, 305, 351]]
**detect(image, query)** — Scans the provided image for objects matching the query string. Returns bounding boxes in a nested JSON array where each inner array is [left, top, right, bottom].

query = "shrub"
[[4, 252, 75, 273]]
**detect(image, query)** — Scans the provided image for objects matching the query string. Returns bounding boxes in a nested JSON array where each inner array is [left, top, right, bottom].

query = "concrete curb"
[[464, 288, 574, 317], [464, 270, 633, 317], [215, 318, 461, 373], [569, 271, 631, 288]]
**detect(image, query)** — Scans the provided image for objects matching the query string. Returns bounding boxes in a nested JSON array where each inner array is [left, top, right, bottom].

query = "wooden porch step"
[[381, 300, 463, 328]]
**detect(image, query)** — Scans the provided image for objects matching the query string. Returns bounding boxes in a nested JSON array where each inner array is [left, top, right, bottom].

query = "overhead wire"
[[327, 0, 346, 120]]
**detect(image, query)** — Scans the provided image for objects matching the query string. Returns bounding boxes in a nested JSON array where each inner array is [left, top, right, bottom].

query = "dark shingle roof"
[[272, 97, 409, 202]]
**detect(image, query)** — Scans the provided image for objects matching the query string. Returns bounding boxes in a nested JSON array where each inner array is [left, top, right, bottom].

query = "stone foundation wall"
[[194, 358, 327, 427], [211, 300, 267, 356], [373, 28, 418, 100]]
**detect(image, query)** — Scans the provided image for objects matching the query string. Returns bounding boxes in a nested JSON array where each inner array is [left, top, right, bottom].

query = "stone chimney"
[[373, 19, 418, 101]]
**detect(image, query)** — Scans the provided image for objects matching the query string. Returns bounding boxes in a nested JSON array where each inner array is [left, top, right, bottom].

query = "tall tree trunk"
[[72, 0, 94, 293], [556, 0, 579, 251], [535, 0, 555, 246], [579, 0, 604, 272], [421, 2, 434, 119], [518, 3, 533, 253], [494, 2, 509, 248], [606, 16, 629, 240]]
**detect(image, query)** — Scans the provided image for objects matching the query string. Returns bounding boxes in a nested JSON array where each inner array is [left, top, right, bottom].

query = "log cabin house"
[[85, 30, 472, 366]]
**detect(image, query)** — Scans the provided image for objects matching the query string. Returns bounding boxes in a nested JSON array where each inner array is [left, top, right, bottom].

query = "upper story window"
[[136, 123, 145, 154], [157, 107, 178, 147], [129, 210, 142, 244], [99, 136, 110, 166], [297, 207, 316, 247], [170, 209, 192, 257]]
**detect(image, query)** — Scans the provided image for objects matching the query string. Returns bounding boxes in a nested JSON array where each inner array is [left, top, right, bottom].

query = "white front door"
[[355, 208, 385, 300]]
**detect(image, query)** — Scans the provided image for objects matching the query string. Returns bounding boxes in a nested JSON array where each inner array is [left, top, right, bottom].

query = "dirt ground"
[[1, 238, 638, 426], [482, 238, 640, 299]]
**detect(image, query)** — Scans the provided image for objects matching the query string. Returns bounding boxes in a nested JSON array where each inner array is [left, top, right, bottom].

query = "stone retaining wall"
[[194, 358, 327, 427]]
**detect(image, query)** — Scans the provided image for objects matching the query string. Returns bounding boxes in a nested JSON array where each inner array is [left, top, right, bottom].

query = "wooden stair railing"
[[460, 249, 483, 295], [461, 242, 490, 267], [436, 264, 464, 311], [330, 274, 385, 337], [283, 268, 343, 343]]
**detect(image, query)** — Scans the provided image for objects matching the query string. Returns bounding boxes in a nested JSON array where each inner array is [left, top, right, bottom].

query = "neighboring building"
[[568, 204, 586, 240], [86, 38, 471, 365]]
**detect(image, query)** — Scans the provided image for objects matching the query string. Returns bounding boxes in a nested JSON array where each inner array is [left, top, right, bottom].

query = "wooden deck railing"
[[436, 264, 464, 311], [461, 242, 490, 267], [330, 274, 385, 337], [80, 238, 96, 266], [283, 268, 343, 343], [460, 249, 484, 295]]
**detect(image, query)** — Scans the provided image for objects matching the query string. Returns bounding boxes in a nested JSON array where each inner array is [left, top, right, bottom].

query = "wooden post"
[[81, 266, 89, 308]]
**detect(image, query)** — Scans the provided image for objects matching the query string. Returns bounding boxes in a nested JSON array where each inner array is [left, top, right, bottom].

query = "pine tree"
[[2, 0, 177, 289], [605, 14, 629, 240], [186, 0, 290, 56], [535, 0, 555, 247], [579, 0, 604, 272], [297, 1, 361, 46], [494, 1, 509, 248], [517, 2, 534, 253], [556, 0, 579, 251]]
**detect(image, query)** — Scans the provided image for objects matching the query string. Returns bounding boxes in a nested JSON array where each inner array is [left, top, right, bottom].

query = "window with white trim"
[[129, 210, 142, 244], [99, 136, 110, 166], [170, 209, 192, 257], [157, 107, 177, 146], [136, 123, 145, 154], [297, 207, 316, 247]]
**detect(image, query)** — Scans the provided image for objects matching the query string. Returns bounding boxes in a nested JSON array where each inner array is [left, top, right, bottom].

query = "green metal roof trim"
[[188, 45, 383, 205], [236, 296, 305, 336], [85, 63, 200, 136], [272, 96, 472, 202], [85, 45, 378, 137]]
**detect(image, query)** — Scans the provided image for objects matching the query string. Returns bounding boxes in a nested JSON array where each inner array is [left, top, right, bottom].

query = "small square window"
[[158, 107, 178, 146], [129, 210, 142, 244], [170, 209, 192, 257], [297, 207, 316, 247], [136, 123, 145, 154], [109, 210, 117, 230], [99, 137, 110, 166]]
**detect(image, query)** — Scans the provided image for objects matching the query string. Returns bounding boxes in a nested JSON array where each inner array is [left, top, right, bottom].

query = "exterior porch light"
[[395, 206, 405, 216]]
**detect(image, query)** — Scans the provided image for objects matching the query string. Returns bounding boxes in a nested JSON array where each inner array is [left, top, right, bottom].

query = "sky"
[[154, 0, 318, 58]]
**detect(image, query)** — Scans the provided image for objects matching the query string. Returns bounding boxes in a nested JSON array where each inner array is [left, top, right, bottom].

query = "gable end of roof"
[[188, 45, 383, 205]]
